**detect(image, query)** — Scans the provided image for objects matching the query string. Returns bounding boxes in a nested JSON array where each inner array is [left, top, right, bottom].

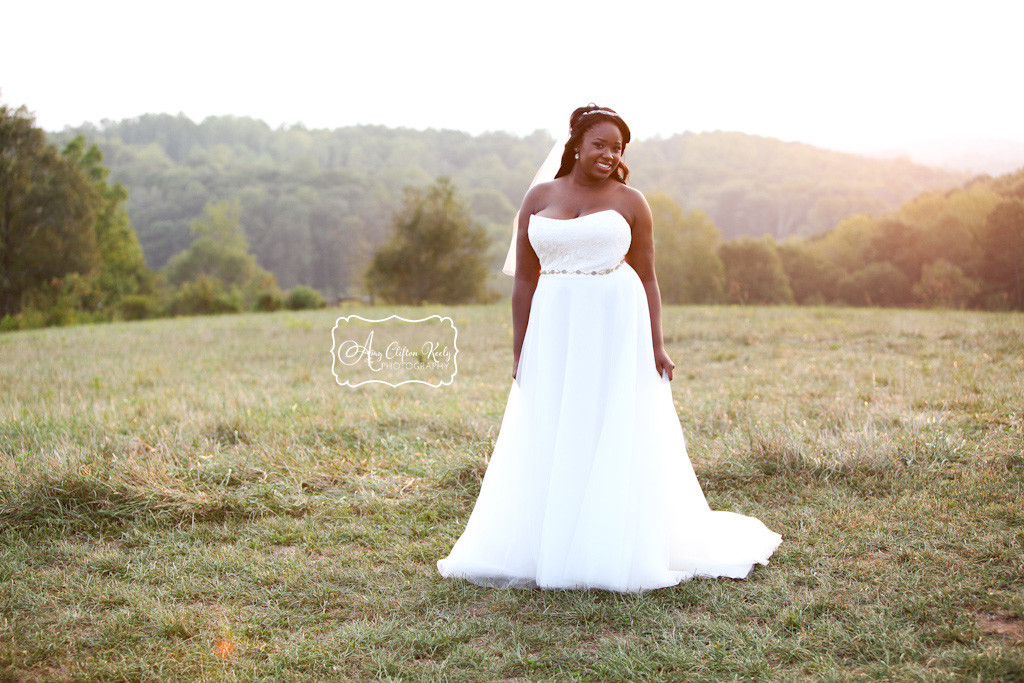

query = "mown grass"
[[1, 304, 1022, 681]]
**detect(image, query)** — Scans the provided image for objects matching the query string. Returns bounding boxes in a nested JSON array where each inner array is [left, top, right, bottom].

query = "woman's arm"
[[624, 191, 675, 380], [511, 192, 542, 379]]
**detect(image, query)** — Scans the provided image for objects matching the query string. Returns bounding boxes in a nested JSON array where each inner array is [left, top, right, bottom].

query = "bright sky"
[[2, 0, 1021, 152]]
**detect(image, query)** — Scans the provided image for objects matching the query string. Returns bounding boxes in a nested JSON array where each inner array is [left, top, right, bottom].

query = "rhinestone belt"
[[540, 258, 626, 276]]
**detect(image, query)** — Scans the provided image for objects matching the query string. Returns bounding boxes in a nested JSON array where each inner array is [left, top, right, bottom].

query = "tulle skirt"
[[438, 265, 781, 592]]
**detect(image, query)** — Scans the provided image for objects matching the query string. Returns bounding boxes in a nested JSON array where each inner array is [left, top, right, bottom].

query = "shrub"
[[913, 260, 980, 309], [170, 276, 242, 316], [118, 294, 163, 320], [285, 286, 325, 310], [838, 262, 913, 307], [719, 237, 794, 304], [255, 290, 284, 312], [0, 310, 46, 332]]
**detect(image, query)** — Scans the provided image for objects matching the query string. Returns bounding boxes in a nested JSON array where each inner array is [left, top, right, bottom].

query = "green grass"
[[1, 304, 1022, 681]]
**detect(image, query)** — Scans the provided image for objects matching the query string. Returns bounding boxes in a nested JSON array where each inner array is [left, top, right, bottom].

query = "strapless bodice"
[[528, 210, 632, 275]]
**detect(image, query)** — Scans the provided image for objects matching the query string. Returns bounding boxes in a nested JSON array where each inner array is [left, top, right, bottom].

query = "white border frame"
[[330, 314, 459, 388]]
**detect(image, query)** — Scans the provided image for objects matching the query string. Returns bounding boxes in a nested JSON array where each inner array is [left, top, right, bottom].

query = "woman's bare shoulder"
[[521, 179, 563, 213], [613, 184, 651, 223], [616, 183, 647, 204], [524, 181, 557, 210]]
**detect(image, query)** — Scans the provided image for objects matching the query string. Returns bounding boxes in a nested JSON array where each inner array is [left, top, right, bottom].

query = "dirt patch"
[[577, 629, 614, 652], [854, 552, 889, 569], [54, 538, 124, 560], [467, 632, 501, 653], [576, 630, 637, 652], [15, 663, 74, 683], [356, 473, 420, 497], [461, 603, 493, 618], [977, 611, 1024, 645]]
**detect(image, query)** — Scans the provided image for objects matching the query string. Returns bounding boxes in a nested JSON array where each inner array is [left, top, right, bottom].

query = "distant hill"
[[50, 115, 967, 296], [627, 131, 966, 241]]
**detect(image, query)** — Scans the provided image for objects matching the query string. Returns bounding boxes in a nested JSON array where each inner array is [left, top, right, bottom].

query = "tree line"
[[650, 169, 1024, 309], [1, 104, 155, 324], [360, 170, 1024, 312], [47, 113, 964, 299], [1, 105, 327, 330], [5, 102, 1022, 333]]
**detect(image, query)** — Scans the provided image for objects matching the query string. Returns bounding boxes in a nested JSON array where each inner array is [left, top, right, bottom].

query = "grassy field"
[[0, 304, 1021, 681]]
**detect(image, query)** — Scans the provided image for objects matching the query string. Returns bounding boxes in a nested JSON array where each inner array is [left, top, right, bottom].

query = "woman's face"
[[576, 121, 623, 180]]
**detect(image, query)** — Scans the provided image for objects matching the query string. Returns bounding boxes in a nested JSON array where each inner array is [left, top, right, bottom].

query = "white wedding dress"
[[438, 209, 781, 592]]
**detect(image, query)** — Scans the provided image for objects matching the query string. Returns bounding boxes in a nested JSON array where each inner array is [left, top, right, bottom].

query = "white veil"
[[501, 133, 569, 276]]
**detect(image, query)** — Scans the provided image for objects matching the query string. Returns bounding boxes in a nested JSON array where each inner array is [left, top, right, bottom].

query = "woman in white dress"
[[438, 105, 782, 592]]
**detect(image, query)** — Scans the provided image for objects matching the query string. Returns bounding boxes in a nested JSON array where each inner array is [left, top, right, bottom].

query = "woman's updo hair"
[[554, 103, 632, 184]]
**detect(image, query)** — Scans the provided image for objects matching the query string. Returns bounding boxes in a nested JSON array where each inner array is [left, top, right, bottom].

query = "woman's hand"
[[654, 346, 674, 380]]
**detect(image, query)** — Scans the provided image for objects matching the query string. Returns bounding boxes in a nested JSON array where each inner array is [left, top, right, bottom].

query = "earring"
[[574, 151, 579, 160]]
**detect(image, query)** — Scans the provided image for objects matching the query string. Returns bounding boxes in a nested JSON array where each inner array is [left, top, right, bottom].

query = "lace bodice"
[[528, 210, 632, 274]]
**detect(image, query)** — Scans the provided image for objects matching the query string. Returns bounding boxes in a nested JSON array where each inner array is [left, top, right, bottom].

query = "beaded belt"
[[540, 258, 626, 276]]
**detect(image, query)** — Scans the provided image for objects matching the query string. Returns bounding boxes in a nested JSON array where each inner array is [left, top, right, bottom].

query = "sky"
[[2, 0, 1022, 153]]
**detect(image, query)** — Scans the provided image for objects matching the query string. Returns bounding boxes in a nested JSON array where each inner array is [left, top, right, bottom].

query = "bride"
[[437, 105, 782, 592]]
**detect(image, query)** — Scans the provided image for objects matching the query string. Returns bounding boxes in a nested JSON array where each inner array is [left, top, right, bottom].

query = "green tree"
[[163, 199, 280, 309], [62, 136, 156, 308], [978, 199, 1024, 309], [779, 241, 844, 304], [913, 260, 980, 309], [838, 262, 912, 307], [0, 105, 100, 316], [365, 177, 492, 304], [649, 193, 724, 304], [804, 214, 878, 274], [864, 220, 928, 282], [719, 237, 793, 304]]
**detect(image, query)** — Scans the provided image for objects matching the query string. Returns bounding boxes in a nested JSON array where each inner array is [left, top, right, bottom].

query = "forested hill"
[[51, 114, 966, 297], [628, 132, 966, 240]]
